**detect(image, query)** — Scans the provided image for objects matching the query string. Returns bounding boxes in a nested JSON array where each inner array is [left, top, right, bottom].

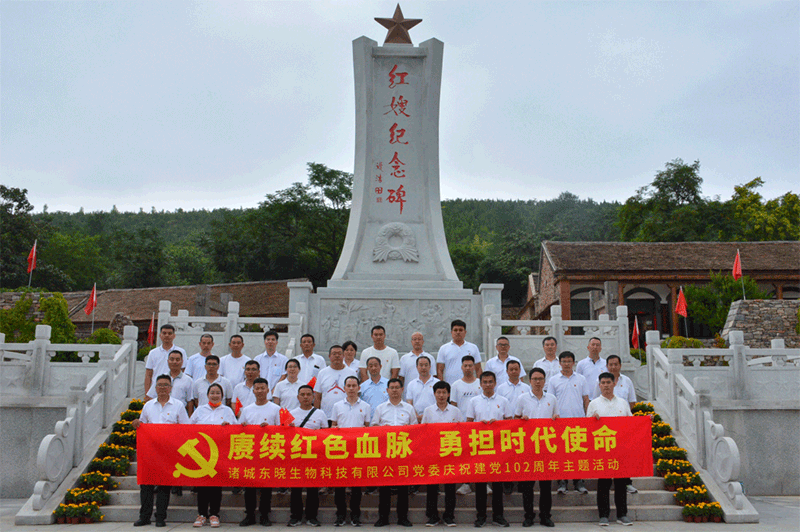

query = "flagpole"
[[738, 249, 746, 300], [27, 270, 32, 288], [91, 308, 95, 334]]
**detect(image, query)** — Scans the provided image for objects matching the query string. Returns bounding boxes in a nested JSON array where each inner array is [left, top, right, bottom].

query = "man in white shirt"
[[184, 334, 215, 380], [405, 356, 439, 422], [232, 360, 262, 414], [218, 335, 250, 386], [398, 331, 435, 388], [465, 372, 511, 528], [533, 336, 560, 386], [450, 356, 481, 408], [272, 359, 302, 411], [483, 336, 524, 387], [145, 349, 194, 414], [495, 360, 530, 413], [331, 376, 371, 527], [132, 374, 189, 527], [576, 337, 607, 399], [421, 381, 463, 527], [437, 320, 482, 383], [239, 378, 280, 527], [294, 334, 327, 385], [253, 330, 287, 393], [588, 372, 634, 527], [515, 368, 557, 528], [547, 351, 591, 495], [359, 325, 400, 381], [288, 385, 329, 527], [314, 345, 357, 422], [144, 324, 187, 393], [193, 355, 233, 408]]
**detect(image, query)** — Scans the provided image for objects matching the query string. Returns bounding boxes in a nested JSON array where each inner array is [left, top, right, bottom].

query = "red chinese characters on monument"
[[387, 185, 406, 214], [376, 64, 413, 213]]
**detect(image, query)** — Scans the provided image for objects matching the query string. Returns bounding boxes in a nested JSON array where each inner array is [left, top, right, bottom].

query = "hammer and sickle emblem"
[[173, 432, 219, 479]]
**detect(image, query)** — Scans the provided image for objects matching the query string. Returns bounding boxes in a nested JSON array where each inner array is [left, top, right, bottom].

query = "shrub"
[[631, 402, 654, 414], [656, 459, 693, 475], [630, 348, 647, 364], [109, 431, 136, 447], [80, 328, 121, 345], [138, 345, 154, 361], [653, 446, 688, 461], [119, 409, 141, 422], [661, 336, 704, 349], [675, 485, 709, 505], [128, 399, 144, 411], [79, 472, 118, 490], [634, 410, 662, 423], [112, 419, 134, 433], [651, 421, 672, 437], [65, 487, 110, 506], [96, 443, 135, 460], [652, 435, 677, 448]]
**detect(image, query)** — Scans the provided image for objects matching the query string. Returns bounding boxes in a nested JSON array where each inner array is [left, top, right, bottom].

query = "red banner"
[[137, 417, 652, 487]]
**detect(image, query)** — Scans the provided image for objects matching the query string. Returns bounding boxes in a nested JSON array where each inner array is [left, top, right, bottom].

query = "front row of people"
[[134, 369, 633, 528]]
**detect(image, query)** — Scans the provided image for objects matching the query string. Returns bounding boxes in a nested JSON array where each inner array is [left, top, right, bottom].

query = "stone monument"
[[289, 6, 501, 353]]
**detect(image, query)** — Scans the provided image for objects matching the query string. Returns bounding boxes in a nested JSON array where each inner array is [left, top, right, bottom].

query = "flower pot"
[[57, 517, 65, 524], [702, 516, 708, 522], [713, 517, 722, 523], [69, 517, 81, 524], [694, 516, 703, 523], [684, 516, 693, 523], [667, 485, 676, 492], [83, 517, 94, 524]]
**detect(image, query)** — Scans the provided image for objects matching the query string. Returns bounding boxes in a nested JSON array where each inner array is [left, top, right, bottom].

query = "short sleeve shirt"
[[465, 393, 512, 422], [533, 357, 561, 389], [371, 400, 417, 426], [218, 354, 252, 386], [313, 366, 358, 419], [576, 356, 607, 396], [495, 380, 531, 412], [193, 376, 234, 404], [253, 351, 288, 391], [239, 401, 281, 425], [190, 404, 237, 425], [290, 407, 329, 430], [139, 397, 189, 425], [332, 398, 372, 428], [405, 376, 440, 415], [547, 372, 591, 418], [592, 374, 637, 404], [272, 379, 302, 410], [484, 355, 525, 387], [450, 378, 481, 408], [360, 346, 400, 379], [587, 394, 632, 418], [145, 344, 187, 377], [146, 372, 193, 405], [184, 353, 209, 380], [361, 377, 389, 412], [421, 403, 464, 424], [437, 341, 481, 383], [294, 354, 327, 384], [514, 391, 559, 420], [398, 351, 435, 384]]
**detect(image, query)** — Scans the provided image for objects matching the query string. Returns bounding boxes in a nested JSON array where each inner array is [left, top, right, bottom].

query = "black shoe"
[[351, 517, 362, 527], [443, 517, 456, 527], [474, 517, 486, 528], [335, 516, 346, 527], [398, 518, 413, 527], [522, 519, 534, 528], [155, 521, 166, 528], [540, 517, 555, 527], [426, 516, 440, 527], [374, 519, 389, 527], [240, 516, 257, 527], [288, 519, 302, 527], [134, 519, 151, 527], [492, 517, 510, 527], [260, 516, 272, 527], [307, 518, 321, 527]]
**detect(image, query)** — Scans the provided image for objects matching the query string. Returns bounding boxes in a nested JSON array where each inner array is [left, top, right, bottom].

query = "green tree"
[[107, 228, 166, 288], [0, 292, 76, 344], [684, 272, 771, 334], [38, 231, 107, 291], [729, 178, 800, 241], [163, 238, 223, 286], [1, 186, 43, 288]]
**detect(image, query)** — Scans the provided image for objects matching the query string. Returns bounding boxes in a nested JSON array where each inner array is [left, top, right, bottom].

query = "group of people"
[[134, 321, 637, 528]]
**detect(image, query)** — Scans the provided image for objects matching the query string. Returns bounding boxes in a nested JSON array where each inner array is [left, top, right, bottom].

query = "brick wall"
[[722, 299, 800, 348]]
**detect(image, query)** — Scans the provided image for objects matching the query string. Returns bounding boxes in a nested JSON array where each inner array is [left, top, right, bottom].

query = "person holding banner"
[[331, 375, 372, 526], [588, 372, 634, 527], [288, 385, 329, 526], [190, 383, 237, 528], [371, 378, 416, 527], [514, 368, 558, 528], [421, 380, 463, 527], [132, 374, 190, 527], [465, 371, 512, 528], [239, 378, 280, 527]]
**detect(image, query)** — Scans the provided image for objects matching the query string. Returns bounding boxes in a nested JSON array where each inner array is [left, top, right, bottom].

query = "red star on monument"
[[375, 4, 422, 45]]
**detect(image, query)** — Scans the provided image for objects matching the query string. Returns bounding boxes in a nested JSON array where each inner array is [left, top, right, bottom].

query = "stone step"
[[101, 504, 682, 524], [108, 488, 675, 508]]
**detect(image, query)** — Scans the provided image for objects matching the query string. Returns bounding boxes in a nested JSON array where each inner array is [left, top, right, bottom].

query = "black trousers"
[[244, 487, 272, 518], [475, 482, 503, 519], [197, 487, 222, 517], [521, 480, 552, 520], [378, 485, 408, 521], [334, 486, 362, 519], [597, 478, 628, 519], [290, 487, 319, 521], [425, 484, 456, 520], [139, 485, 170, 522]]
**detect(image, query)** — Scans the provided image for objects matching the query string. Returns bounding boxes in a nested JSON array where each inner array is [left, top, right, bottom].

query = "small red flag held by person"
[[84, 283, 97, 315], [147, 313, 156, 345], [234, 398, 243, 417], [307, 377, 316, 388], [279, 408, 295, 427], [27, 240, 37, 273], [675, 287, 688, 318], [631, 316, 640, 350], [733, 250, 742, 280]]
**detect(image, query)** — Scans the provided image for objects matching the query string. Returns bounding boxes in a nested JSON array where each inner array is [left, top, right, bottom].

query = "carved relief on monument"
[[318, 298, 472, 350], [372, 222, 419, 263]]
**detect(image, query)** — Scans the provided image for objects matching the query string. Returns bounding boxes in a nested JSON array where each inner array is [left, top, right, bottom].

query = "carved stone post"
[[551, 305, 564, 350], [157, 300, 172, 335], [32, 325, 52, 396], [645, 330, 660, 401], [729, 330, 746, 400], [123, 326, 139, 396], [693, 376, 711, 468], [616, 305, 631, 364], [225, 301, 240, 346]]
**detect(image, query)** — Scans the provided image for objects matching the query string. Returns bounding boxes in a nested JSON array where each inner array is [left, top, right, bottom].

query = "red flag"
[[147, 313, 156, 345], [27, 240, 37, 273], [675, 287, 688, 318], [234, 398, 243, 417], [279, 408, 295, 427], [732, 250, 742, 280], [84, 283, 97, 315], [307, 377, 316, 388], [631, 316, 640, 350]]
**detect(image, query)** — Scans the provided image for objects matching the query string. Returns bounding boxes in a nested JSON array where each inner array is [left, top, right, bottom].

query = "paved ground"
[[2, 497, 798, 532]]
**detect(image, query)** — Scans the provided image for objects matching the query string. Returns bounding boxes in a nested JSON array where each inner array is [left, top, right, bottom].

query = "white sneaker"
[[617, 516, 632, 526], [456, 483, 472, 495], [556, 481, 567, 494], [626, 484, 638, 494], [598, 517, 609, 527], [486, 485, 493, 495]]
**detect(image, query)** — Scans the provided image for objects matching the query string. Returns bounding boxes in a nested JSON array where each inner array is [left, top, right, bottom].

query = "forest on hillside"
[[3, 159, 797, 306]]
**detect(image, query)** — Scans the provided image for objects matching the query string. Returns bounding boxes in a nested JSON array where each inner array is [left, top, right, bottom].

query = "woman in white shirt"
[[342, 341, 362, 373], [189, 384, 236, 528]]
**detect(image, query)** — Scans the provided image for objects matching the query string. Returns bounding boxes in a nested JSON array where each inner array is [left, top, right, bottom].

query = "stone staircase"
[[101, 461, 682, 524]]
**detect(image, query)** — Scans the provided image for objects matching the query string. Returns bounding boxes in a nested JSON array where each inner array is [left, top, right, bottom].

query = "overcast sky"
[[2, 1, 798, 214]]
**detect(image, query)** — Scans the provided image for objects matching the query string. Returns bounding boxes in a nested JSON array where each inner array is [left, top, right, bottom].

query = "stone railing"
[[484, 304, 635, 369], [158, 300, 304, 359], [642, 329, 796, 522], [7, 325, 139, 524]]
